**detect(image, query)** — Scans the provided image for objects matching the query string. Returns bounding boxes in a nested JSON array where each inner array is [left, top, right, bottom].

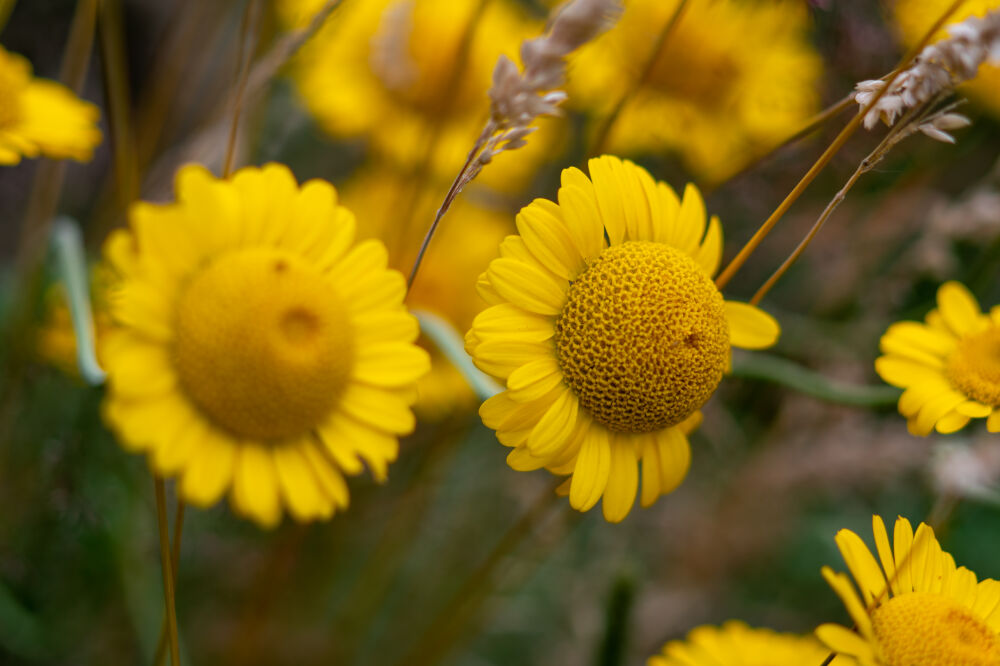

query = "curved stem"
[[223, 0, 260, 177], [714, 0, 969, 291], [153, 480, 180, 666], [729, 353, 900, 407]]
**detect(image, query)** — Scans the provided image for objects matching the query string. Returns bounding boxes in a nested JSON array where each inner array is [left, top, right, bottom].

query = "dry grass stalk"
[[406, 0, 622, 289], [856, 9, 1000, 129]]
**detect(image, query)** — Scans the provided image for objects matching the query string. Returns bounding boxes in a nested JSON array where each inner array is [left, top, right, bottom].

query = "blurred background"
[[2, 0, 1000, 664]]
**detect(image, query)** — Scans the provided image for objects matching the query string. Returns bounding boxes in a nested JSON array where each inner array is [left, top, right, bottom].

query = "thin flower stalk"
[[586, 0, 689, 159], [152, 503, 186, 666], [856, 9, 1000, 130], [406, 0, 622, 289], [750, 98, 969, 306], [154, 480, 180, 666], [223, 0, 262, 177], [713, 0, 969, 291]]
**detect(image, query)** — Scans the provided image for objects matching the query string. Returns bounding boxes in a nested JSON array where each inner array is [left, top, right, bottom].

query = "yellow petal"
[[339, 384, 415, 434], [913, 389, 967, 436], [815, 623, 874, 661], [353, 343, 430, 387], [569, 428, 611, 512], [835, 529, 887, 606], [516, 202, 583, 279], [988, 410, 1000, 433], [872, 515, 897, 596], [557, 179, 606, 260], [273, 443, 330, 521], [935, 411, 971, 434], [693, 215, 723, 277], [179, 430, 237, 508], [486, 257, 567, 316], [725, 301, 780, 349], [655, 427, 691, 497], [874, 356, 944, 388], [602, 436, 638, 523], [232, 443, 282, 528], [506, 358, 564, 403], [527, 388, 579, 458], [821, 568, 874, 638], [937, 281, 986, 337], [587, 156, 626, 246], [672, 182, 707, 256]]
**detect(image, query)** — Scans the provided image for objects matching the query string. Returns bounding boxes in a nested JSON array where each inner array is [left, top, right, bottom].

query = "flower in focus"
[[569, 0, 821, 183], [101, 163, 429, 527], [466, 155, 780, 522], [0, 45, 101, 165], [340, 168, 510, 420], [893, 0, 1000, 116], [648, 621, 847, 666], [281, 0, 560, 193], [875, 281, 1000, 436], [818, 515, 1000, 665]]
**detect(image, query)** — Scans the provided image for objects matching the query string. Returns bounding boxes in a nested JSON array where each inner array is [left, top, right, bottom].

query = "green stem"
[[51, 218, 105, 385], [729, 353, 899, 407], [153, 479, 180, 666], [414, 310, 501, 400]]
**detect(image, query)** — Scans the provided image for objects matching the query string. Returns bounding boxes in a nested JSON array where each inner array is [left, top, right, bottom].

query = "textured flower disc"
[[175, 248, 355, 440], [469, 155, 780, 522], [947, 327, 1000, 407], [555, 241, 728, 433], [871, 592, 1000, 665]]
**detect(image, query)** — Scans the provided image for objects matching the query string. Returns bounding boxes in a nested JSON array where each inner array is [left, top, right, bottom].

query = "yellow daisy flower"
[[101, 163, 430, 527], [649, 621, 848, 666], [818, 515, 1000, 665], [875, 281, 1000, 436], [569, 0, 821, 183], [893, 0, 1000, 117], [283, 0, 560, 193], [466, 155, 780, 522], [0, 45, 101, 165], [340, 168, 510, 419]]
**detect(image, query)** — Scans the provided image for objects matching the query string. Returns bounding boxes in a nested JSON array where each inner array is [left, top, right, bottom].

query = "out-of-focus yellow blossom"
[[340, 168, 510, 420], [467, 156, 780, 522], [569, 0, 822, 183], [894, 0, 1000, 117], [278, 0, 561, 193], [101, 163, 429, 527], [0, 45, 101, 165], [648, 621, 853, 666]]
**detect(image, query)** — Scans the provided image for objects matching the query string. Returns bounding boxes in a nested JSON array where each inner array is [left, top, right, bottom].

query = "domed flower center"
[[174, 248, 354, 441], [871, 592, 1000, 666], [647, 27, 740, 108], [947, 326, 1000, 407], [554, 241, 729, 433]]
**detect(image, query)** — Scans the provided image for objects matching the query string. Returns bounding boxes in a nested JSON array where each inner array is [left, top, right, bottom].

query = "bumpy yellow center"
[[554, 241, 729, 433], [871, 592, 1000, 666], [174, 248, 354, 441], [947, 326, 1000, 407]]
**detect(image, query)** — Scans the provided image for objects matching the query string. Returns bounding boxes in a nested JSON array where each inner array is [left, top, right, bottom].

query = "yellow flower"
[[893, 0, 1000, 117], [648, 621, 847, 666], [466, 155, 780, 522], [817, 515, 1000, 666], [283, 0, 560, 193], [0, 45, 101, 165], [100, 163, 430, 527], [875, 281, 1000, 436], [569, 0, 821, 183], [339, 167, 510, 419]]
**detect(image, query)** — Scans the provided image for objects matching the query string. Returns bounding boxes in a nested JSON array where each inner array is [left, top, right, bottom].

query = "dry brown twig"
[[406, 0, 622, 289]]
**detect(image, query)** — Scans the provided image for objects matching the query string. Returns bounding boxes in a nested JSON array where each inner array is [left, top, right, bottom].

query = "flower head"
[[467, 155, 780, 522], [875, 281, 1000, 436], [0, 45, 101, 164], [649, 621, 844, 666], [818, 515, 1000, 666], [101, 163, 429, 527], [569, 0, 821, 182]]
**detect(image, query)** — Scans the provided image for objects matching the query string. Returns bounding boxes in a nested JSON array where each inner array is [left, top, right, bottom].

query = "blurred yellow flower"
[[281, 0, 561, 193], [818, 515, 1000, 666], [101, 163, 429, 527], [569, 0, 821, 183], [340, 168, 510, 420], [467, 155, 780, 522], [875, 281, 1000, 436], [648, 621, 847, 666], [0, 45, 101, 165], [894, 0, 1000, 116]]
